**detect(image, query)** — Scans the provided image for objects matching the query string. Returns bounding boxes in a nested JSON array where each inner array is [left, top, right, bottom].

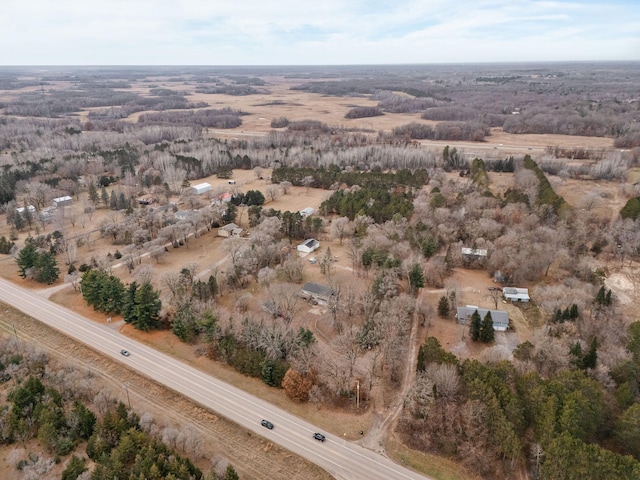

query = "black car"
[[120, 350, 130, 356], [313, 432, 326, 442], [261, 419, 274, 430]]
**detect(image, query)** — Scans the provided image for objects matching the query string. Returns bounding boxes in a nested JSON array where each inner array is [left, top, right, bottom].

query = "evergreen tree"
[[437, 295, 450, 318], [101, 187, 109, 208], [122, 282, 139, 324], [224, 465, 239, 480], [408, 264, 425, 294], [421, 235, 437, 258], [469, 310, 481, 341], [62, 455, 87, 480], [33, 251, 60, 284], [480, 311, 495, 342], [207, 274, 218, 297], [570, 303, 579, 319], [16, 240, 38, 278], [109, 190, 117, 210], [132, 282, 161, 331], [88, 182, 99, 204], [582, 337, 598, 370]]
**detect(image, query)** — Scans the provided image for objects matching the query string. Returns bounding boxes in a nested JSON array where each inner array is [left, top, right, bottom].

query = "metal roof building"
[[456, 306, 509, 331]]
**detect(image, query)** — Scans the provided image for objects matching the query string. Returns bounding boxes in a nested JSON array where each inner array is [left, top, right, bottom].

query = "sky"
[[1, 0, 639, 65]]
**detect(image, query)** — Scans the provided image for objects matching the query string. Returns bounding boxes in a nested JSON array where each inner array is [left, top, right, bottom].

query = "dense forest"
[[0, 336, 238, 479]]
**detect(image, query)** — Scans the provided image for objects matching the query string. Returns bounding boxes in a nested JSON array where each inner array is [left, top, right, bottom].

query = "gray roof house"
[[217, 223, 244, 237], [300, 282, 336, 305], [456, 306, 509, 332], [503, 287, 530, 302]]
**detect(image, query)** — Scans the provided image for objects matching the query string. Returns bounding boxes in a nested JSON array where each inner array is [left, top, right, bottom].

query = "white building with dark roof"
[[503, 287, 530, 302], [297, 238, 320, 254]]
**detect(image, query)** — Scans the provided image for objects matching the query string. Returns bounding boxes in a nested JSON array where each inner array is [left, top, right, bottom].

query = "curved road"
[[0, 278, 430, 480]]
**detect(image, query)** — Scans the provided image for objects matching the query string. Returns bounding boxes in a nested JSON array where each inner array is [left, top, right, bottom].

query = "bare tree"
[[330, 216, 354, 245], [265, 185, 280, 202], [280, 181, 292, 194]]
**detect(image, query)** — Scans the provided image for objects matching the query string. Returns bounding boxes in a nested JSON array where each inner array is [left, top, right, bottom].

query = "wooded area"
[[1, 64, 639, 480]]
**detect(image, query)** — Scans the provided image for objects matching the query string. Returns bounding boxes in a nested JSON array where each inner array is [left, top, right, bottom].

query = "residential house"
[[217, 223, 244, 237], [456, 306, 509, 331], [503, 287, 530, 302], [300, 282, 336, 305]]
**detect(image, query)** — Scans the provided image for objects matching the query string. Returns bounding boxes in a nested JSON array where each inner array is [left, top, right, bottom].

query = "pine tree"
[[469, 310, 482, 341], [101, 187, 109, 208], [33, 251, 60, 284], [480, 311, 495, 342], [16, 240, 38, 278], [437, 295, 450, 318], [109, 190, 117, 210], [122, 282, 138, 324], [88, 182, 99, 204], [570, 303, 579, 319], [582, 337, 598, 370], [132, 282, 161, 331], [408, 264, 425, 294]]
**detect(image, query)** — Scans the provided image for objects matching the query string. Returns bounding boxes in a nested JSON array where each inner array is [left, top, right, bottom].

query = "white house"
[[300, 207, 315, 218], [297, 239, 320, 254], [503, 287, 530, 302], [191, 182, 212, 195], [456, 306, 509, 331], [52, 195, 72, 207]]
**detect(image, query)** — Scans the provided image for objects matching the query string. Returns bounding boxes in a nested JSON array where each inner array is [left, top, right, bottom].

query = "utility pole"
[[356, 380, 360, 409], [12, 324, 18, 343]]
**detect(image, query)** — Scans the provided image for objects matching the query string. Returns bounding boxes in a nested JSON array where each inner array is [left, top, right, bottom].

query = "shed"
[[52, 196, 72, 207], [297, 239, 320, 254], [39, 207, 56, 223], [503, 287, 530, 302], [16, 205, 36, 215], [456, 306, 509, 331], [300, 282, 336, 305], [218, 223, 243, 238], [191, 182, 212, 195], [300, 207, 315, 218], [462, 247, 488, 258]]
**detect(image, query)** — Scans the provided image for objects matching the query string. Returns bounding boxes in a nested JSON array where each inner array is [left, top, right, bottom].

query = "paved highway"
[[0, 278, 430, 480]]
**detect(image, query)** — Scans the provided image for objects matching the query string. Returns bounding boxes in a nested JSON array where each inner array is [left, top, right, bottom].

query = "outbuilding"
[[52, 196, 73, 207], [297, 238, 320, 254], [503, 287, 530, 302], [300, 207, 315, 218], [191, 182, 212, 195]]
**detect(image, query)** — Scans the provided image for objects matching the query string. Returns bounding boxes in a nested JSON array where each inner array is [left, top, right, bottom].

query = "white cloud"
[[1, 0, 638, 64]]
